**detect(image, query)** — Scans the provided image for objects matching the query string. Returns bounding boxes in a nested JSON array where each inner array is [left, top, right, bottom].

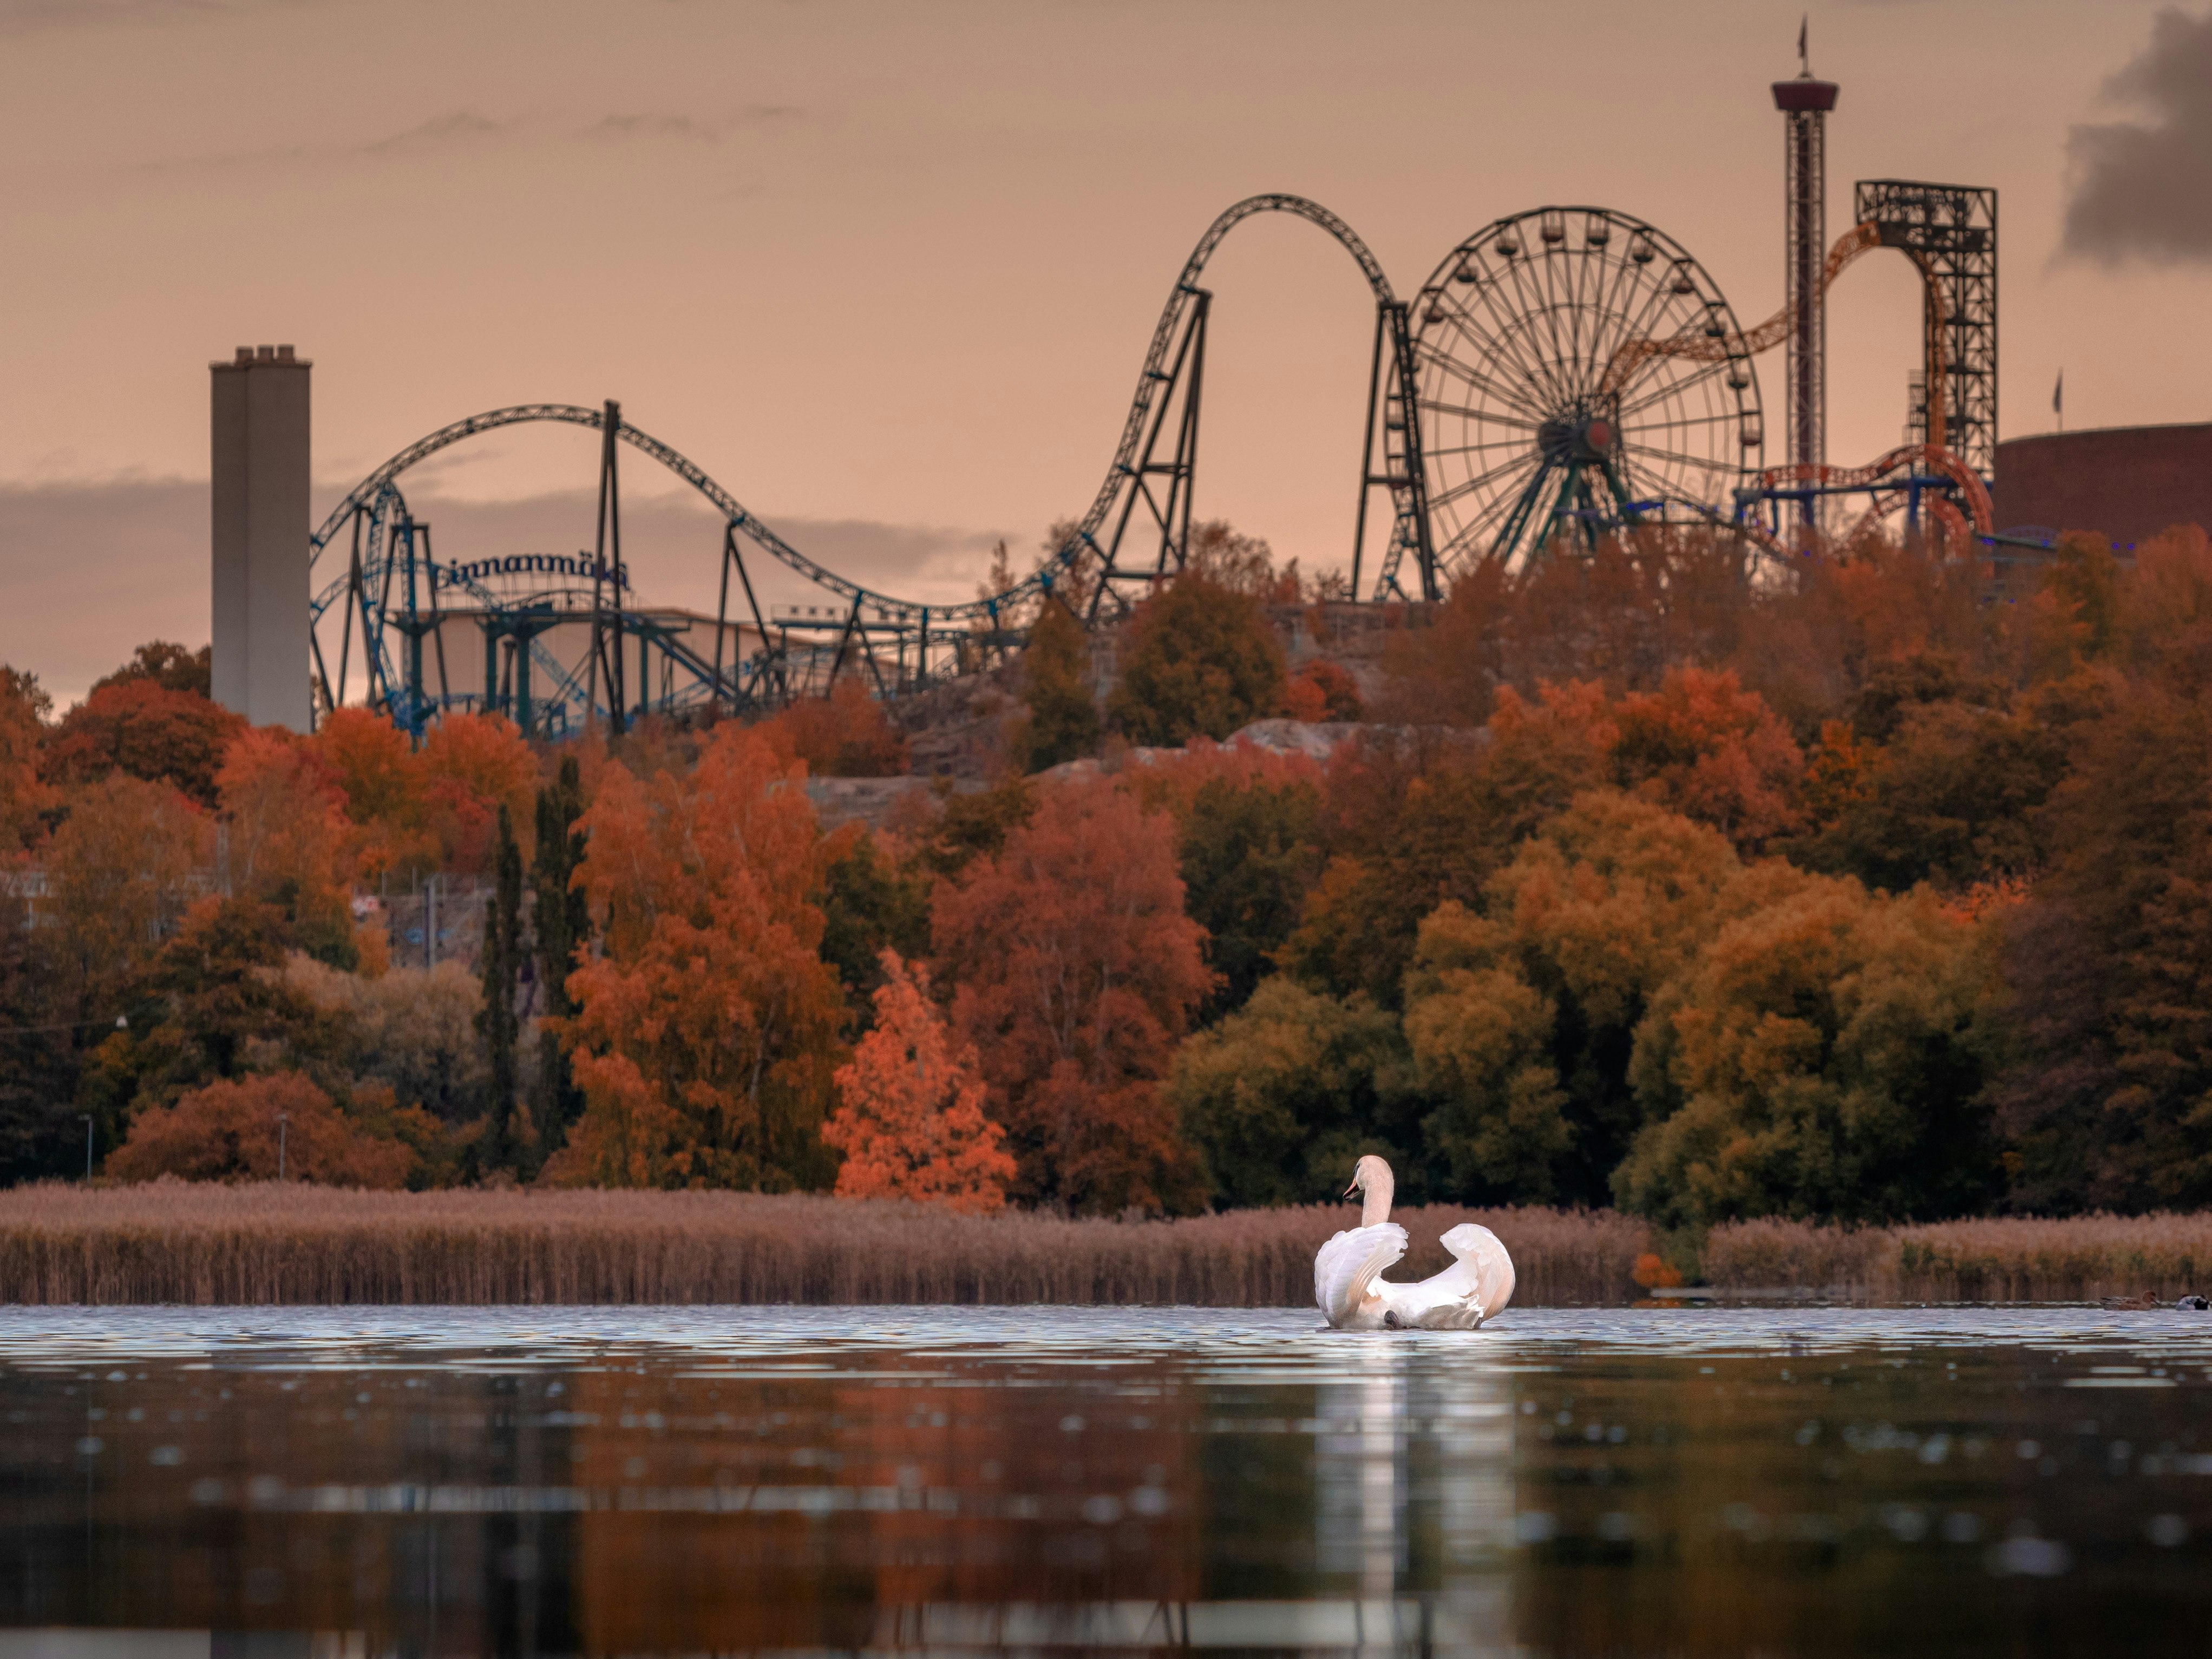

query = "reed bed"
[[0, 1183, 1649, 1308], [1704, 1213, 2212, 1302]]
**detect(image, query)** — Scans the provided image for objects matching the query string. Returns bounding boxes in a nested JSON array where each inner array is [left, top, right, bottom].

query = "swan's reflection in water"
[[1315, 1338, 1516, 1650]]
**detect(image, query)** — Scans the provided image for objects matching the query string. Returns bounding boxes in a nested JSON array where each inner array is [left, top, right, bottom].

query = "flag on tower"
[[2053, 369, 2064, 431], [1798, 16, 1809, 72]]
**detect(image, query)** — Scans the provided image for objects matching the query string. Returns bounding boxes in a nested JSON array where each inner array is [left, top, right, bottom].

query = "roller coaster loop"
[[309, 194, 1429, 632]]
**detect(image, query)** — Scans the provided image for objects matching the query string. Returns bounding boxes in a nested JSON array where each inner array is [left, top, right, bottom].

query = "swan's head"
[[1344, 1153, 1391, 1200]]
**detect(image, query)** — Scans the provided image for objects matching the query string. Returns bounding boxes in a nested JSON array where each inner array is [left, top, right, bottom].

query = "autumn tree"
[[1108, 573, 1287, 746], [46, 775, 206, 1022], [1991, 681, 2212, 1212], [1282, 690, 1607, 1006], [1013, 599, 1100, 772], [311, 707, 433, 878], [285, 955, 486, 1130], [1285, 659, 1363, 724], [108, 1071, 418, 1188], [0, 666, 54, 853], [822, 950, 1016, 1212], [531, 753, 590, 1149], [418, 712, 539, 873], [90, 641, 212, 700], [1614, 876, 1999, 1229], [933, 781, 1209, 1213], [1398, 794, 1754, 1205], [72, 899, 357, 1160], [908, 776, 1036, 880], [1169, 979, 1424, 1209], [1608, 666, 1804, 853], [550, 724, 845, 1190], [44, 679, 245, 810], [763, 677, 911, 778], [216, 729, 357, 967]]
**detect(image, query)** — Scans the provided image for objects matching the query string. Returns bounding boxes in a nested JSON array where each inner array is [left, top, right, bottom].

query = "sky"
[[4, 0, 2210, 704]]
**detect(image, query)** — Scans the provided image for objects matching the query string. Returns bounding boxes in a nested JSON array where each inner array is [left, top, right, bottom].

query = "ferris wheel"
[[1408, 206, 1765, 575]]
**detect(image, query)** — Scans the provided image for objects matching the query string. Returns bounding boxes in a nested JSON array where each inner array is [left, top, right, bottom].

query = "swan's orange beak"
[[1342, 1178, 1360, 1198]]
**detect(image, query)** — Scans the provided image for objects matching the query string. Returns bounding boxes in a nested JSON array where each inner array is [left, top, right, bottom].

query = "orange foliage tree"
[[311, 707, 432, 878], [419, 712, 539, 873], [822, 950, 1015, 1212], [550, 723, 845, 1190], [760, 677, 911, 778], [1611, 665, 1805, 851], [1285, 659, 1363, 723], [216, 729, 356, 961], [107, 1071, 417, 1187], [933, 781, 1209, 1213], [47, 775, 207, 1015]]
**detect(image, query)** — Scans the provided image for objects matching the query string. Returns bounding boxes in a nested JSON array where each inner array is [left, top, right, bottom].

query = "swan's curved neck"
[[1361, 1165, 1394, 1228]]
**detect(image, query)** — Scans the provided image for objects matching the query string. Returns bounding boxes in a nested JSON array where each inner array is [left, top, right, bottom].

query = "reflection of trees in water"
[[566, 1350, 1200, 1651]]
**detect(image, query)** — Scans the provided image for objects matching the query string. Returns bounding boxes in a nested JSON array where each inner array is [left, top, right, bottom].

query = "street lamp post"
[[80, 1114, 91, 1182], [277, 1112, 289, 1183]]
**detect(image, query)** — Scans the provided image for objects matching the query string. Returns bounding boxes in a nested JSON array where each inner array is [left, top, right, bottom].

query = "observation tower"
[[1773, 37, 1838, 533]]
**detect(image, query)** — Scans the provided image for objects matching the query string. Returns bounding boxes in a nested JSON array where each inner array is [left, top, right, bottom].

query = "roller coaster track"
[[310, 194, 1404, 629]]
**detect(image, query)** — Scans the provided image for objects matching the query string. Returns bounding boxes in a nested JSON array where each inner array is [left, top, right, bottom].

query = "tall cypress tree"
[[476, 804, 524, 1176], [531, 755, 590, 1153]]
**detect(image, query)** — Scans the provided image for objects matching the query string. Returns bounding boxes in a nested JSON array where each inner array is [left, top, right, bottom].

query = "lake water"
[[0, 1304, 2208, 1656]]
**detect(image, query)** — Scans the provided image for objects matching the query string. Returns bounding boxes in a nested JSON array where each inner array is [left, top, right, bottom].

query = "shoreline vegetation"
[[0, 1185, 2207, 1307]]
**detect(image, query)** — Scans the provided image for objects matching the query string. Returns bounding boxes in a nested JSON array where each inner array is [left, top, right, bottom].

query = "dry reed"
[[1704, 1212, 2212, 1302], [0, 1183, 1649, 1308]]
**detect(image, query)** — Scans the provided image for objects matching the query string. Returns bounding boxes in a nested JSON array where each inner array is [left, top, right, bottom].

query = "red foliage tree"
[[0, 666, 54, 854], [932, 782, 1209, 1212], [107, 1071, 417, 1187], [44, 679, 245, 810], [823, 950, 1016, 1212]]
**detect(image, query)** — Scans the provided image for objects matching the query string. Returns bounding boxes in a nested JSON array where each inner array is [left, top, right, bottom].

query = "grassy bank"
[[1704, 1214, 2212, 1302], [0, 1184, 1647, 1307]]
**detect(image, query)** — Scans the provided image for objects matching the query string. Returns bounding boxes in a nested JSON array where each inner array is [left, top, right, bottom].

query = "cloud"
[[138, 111, 511, 175], [583, 107, 803, 144], [0, 474, 1010, 707], [2062, 8, 2212, 264]]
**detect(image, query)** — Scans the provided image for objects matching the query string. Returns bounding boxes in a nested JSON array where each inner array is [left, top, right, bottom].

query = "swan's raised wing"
[[1436, 1222, 1516, 1321], [1315, 1223, 1407, 1328]]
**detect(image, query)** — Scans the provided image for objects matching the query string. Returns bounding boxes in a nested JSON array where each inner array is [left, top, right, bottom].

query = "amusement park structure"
[[233, 55, 2000, 741]]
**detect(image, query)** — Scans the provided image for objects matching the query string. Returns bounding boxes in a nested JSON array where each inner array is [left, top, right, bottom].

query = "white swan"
[[1314, 1154, 1516, 1330]]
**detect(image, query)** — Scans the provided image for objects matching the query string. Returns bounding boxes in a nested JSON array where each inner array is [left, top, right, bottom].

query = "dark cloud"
[[2062, 8, 2212, 264], [0, 474, 1007, 706], [0, 0, 278, 37]]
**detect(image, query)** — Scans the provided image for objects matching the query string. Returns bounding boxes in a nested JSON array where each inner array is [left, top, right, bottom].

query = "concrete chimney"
[[211, 344, 311, 729]]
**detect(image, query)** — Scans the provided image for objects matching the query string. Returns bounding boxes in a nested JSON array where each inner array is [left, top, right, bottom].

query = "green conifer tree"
[[476, 804, 523, 1176], [531, 755, 590, 1153], [1017, 600, 1100, 772]]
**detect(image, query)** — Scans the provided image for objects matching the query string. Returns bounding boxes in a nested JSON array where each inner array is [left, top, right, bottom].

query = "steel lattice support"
[[1773, 74, 1839, 534], [1856, 180, 1998, 481]]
